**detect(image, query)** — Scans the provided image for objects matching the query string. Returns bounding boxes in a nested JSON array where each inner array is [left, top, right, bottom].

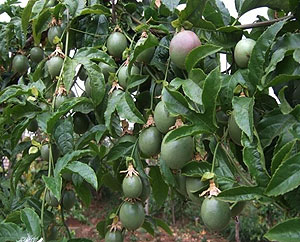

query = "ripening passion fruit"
[[228, 114, 242, 146], [45, 190, 59, 207], [138, 126, 162, 157], [104, 230, 123, 242], [161, 136, 194, 169], [119, 201, 145, 230], [201, 196, 231, 231], [73, 112, 89, 134], [154, 101, 176, 134], [234, 38, 256, 68], [12, 55, 29, 74], [118, 65, 140, 89], [30, 47, 44, 63], [46, 56, 64, 78], [48, 25, 63, 45], [122, 175, 143, 198], [99, 62, 116, 81], [107, 32, 128, 59], [169, 30, 201, 69]]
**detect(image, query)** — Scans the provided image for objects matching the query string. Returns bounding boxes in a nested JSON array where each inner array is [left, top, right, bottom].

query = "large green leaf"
[[116, 92, 145, 124], [185, 44, 222, 73], [64, 0, 85, 18], [67, 161, 98, 190], [264, 218, 300, 242], [42, 176, 62, 201], [75, 125, 106, 149], [218, 186, 264, 202], [74, 182, 92, 207], [181, 161, 211, 177], [0, 223, 25, 241], [248, 20, 286, 92], [266, 152, 300, 196], [232, 96, 254, 142], [149, 166, 168, 207], [182, 78, 203, 105], [235, 0, 291, 16], [20, 208, 41, 238], [75, 47, 116, 67], [21, 0, 37, 39], [159, 158, 177, 187], [53, 118, 74, 155], [63, 57, 78, 92]]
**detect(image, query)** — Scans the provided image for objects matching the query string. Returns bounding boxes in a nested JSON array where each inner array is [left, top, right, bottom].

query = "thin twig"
[[235, 15, 293, 29]]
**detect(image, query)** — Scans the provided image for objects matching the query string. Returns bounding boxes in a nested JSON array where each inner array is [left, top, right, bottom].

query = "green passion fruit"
[[30, 47, 44, 63], [161, 136, 194, 169], [99, 62, 116, 81], [119, 201, 145, 230], [45, 190, 59, 207], [62, 190, 76, 210], [118, 65, 140, 89], [12, 55, 29, 74], [40, 144, 60, 162], [154, 101, 176, 134], [138, 126, 162, 157], [47, 56, 64, 78], [228, 114, 242, 146], [136, 38, 155, 64], [201, 196, 231, 231], [48, 25, 63, 45], [169, 30, 201, 69], [27, 119, 38, 132], [73, 112, 89, 134], [234, 38, 256, 68], [104, 230, 123, 242], [107, 32, 128, 58], [122, 175, 143, 198]]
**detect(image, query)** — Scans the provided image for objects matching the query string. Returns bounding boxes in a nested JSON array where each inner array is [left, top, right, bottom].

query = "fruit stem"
[[69, 27, 109, 37], [211, 142, 219, 173], [163, 57, 170, 83]]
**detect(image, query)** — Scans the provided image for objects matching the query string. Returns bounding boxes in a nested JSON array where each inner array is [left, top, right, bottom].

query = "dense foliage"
[[1, 0, 300, 241]]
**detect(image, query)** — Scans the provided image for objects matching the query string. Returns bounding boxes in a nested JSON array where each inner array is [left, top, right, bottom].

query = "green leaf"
[[149, 166, 168, 207], [67, 161, 98, 190], [232, 96, 254, 142], [105, 90, 123, 134], [248, 20, 286, 92], [127, 75, 149, 90], [64, 0, 86, 18], [74, 182, 92, 207], [0, 85, 31, 104], [265, 152, 300, 196], [20, 208, 41, 237], [75, 47, 116, 67], [271, 140, 296, 174], [80, 60, 105, 106], [218, 186, 264, 202], [202, 67, 222, 127], [42, 176, 62, 201], [181, 161, 211, 177], [185, 44, 222, 73], [155, 218, 173, 236], [116, 92, 145, 124], [150, 36, 170, 73], [22, 0, 37, 39], [54, 150, 92, 177], [76, 125, 106, 149], [0, 223, 25, 241], [128, 33, 158, 74], [106, 142, 134, 162], [63, 57, 78, 92], [32, 8, 52, 45], [235, 0, 291, 16], [142, 220, 155, 236], [179, 0, 209, 27], [278, 86, 293, 114], [53, 118, 74, 155], [79, 4, 111, 16], [257, 110, 296, 148], [182, 78, 203, 105], [264, 218, 300, 242], [159, 158, 176, 187], [242, 132, 270, 186], [47, 97, 92, 133]]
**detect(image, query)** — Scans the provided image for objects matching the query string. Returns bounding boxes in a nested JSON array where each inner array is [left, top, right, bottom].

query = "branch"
[[235, 15, 293, 30]]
